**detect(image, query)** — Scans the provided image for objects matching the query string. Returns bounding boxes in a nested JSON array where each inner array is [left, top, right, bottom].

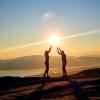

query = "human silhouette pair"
[[43, 46, 68, 79]]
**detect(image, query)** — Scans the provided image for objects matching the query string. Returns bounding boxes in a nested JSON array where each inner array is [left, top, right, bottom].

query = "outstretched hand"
[[57, 47, 60, 50], [50, 45, 52, 48], [57, 47, 62, 53], [56, 47, 58, 50], [57, 47, 62, 55], [48, 45, 52, 53], [50, 45, 52, 50]]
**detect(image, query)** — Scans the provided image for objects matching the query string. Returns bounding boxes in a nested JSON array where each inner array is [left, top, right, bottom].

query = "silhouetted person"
[[57, 47, 68, 79], [43, 46, 52, 78]]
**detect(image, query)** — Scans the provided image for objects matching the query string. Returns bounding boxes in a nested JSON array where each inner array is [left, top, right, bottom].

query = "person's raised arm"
[[58, 47, 62, 52], [48, 45, 52, 53], [57, 48, 62, 55]]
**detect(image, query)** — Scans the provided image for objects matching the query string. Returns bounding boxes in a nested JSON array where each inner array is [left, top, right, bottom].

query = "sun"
[[50, 35, 60, 45]]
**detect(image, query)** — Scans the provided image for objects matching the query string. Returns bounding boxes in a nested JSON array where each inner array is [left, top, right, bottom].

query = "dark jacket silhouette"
[[43, 46, 52, 77]]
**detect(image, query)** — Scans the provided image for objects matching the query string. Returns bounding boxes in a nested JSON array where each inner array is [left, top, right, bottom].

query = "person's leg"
[[43, 63, 47, 77], [63, 65, 67, 75], [63, 64, 69, 80], [43, 68, 46, 77], [62, 65, 65, 77], [47, 63, 49, 77]]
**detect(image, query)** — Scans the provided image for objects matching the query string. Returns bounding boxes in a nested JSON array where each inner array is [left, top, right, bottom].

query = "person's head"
[[61, 50, 64, 54], [45, 50, 48, 54]]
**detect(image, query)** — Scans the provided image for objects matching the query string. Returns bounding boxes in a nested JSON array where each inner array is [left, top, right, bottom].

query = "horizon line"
[[0, 54, 100, 60]]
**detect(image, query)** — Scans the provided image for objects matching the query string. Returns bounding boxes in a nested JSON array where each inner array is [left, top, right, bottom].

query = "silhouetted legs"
[[62, 64, 67, 76], [62, 66, 66, 76], [62, 64, 69, 80], [43, 63, 49, 78]]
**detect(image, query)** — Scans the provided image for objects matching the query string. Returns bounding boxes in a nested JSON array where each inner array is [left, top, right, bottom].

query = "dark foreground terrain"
[[0, 68, 100, 100]]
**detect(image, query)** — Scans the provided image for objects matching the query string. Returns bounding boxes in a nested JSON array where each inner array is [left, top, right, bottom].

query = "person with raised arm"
[[43, 46, 52, 78], [57, 47, 68, 79]]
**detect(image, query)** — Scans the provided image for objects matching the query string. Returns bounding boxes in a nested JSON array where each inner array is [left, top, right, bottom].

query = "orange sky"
[[0, 1, 100, 59], [0, 34, 100, 60]]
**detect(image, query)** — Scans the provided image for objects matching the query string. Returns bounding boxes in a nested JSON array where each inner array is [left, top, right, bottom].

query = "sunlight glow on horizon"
[[0, 29, 100, 52]]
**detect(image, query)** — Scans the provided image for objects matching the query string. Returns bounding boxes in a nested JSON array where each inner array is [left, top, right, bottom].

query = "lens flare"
[[50, 35, 60, 45], [0, 29, 100, 52]]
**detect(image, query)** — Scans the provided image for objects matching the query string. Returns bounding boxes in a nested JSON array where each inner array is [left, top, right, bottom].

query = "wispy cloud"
[[0, 29, 100, 52]]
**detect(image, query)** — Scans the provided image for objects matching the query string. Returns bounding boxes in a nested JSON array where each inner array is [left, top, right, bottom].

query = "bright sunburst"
[[50, 35, 60, 45]]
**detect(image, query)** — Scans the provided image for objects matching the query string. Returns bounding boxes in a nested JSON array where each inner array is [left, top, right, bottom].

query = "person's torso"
[[45, 53, 49, 62], [62, 54, 67, 63]]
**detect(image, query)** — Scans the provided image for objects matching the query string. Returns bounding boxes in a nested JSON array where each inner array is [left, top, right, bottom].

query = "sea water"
[[0, 66, 98, 77]]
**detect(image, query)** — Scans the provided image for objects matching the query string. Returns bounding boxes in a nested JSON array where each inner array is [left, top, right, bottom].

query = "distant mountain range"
[[0, 55, 100, 70]]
